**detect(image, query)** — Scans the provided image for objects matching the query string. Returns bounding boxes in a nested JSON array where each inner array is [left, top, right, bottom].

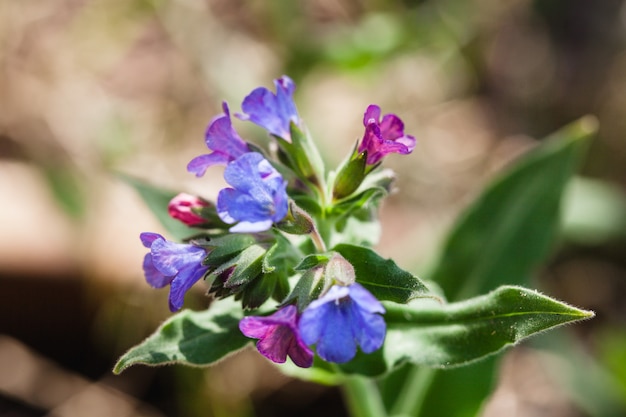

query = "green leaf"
[[334, 244, 432, 303], [414, 359, 499, 417], [561, 176, 626, 245], [118, 174, 195, 240], [428, 117, 596, 302], [294, 253, 331, 271], [43, 165, 86, 219], [383, 285, 594, 369], [203, 234, 259, 266], [113, 298, 249, 374], [211, 244, 267, 288]]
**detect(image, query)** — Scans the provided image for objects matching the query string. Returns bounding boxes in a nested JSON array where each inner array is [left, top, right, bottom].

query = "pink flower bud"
[[167, 193, 211, 226]]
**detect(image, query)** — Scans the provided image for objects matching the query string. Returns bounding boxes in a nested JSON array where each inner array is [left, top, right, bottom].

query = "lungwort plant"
[[114, 76, 596, 417]]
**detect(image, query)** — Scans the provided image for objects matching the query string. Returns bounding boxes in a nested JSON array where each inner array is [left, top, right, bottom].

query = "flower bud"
[[332, 147, 367, 200], [168, 193, 212, 226], [325, 253, 356, 286], [276, 200, 315, 235]]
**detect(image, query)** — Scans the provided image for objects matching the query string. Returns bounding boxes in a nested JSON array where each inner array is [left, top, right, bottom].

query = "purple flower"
[[187, 102, 250, 177], [239, 305, 314, 368], [236, 76, 299, 142], [140, 232, 209, 312], [358, 104, 416, 165], [217, 152, 288, 233], [299, 283, 386, 363]]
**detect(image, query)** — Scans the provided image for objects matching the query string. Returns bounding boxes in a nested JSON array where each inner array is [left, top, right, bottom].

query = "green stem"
[[390, 366, 437, 417], [310, 226, 327, 252], [342, 376, 388, 417]]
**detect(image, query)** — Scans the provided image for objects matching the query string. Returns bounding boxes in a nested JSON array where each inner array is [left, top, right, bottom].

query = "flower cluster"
[[140, 75, 415, 366]]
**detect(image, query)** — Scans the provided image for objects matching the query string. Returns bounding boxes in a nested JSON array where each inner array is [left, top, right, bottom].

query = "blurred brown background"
[[1, 0, 625, 416]]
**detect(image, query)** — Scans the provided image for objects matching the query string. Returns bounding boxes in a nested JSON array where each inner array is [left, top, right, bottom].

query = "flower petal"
[[256, 325, 291, 363], [300, 284, 386, 363], [314, 302, 358, 363], [239, 316, 272, 339], [143, 253, 172, 288], [187, 153, 233, 177], [217, 188, 274, 225], [358, 105, 416, 165], [151, 238, 207, 277], [229, 220, 273, 233], [348, 283, 386, 314], [237, 76, 299, 141], [168, 263, 208, 311], [240, 306, 313, 367], [217, 152, 288, 232], [140, 232, 163, 248], [205, 102, 249, 157], [379, 114, 405, 140], [348, 303, 386, 353], [287, 337, 314, 368]]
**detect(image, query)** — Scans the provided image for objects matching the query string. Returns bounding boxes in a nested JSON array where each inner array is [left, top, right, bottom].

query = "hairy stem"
[[342, 376, 388, 417]]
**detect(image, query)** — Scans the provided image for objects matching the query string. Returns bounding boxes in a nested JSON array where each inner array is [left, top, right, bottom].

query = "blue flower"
[[236, 76, 299, 142], [140, 232, 209, 312], [239, 305, 313, 368], [187, 102, 250, 177], [299, 283, 386, 363], [217, 152, 289, 233]]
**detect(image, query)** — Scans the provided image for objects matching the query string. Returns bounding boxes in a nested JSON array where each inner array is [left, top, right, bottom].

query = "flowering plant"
[[114, 76, 596, 416]]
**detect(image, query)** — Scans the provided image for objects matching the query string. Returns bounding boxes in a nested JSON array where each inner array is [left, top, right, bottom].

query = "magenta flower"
[[168, 193, 211, 226], [140, 232, 209, 312], [187, 102, 250, 177], [358, 104, 416, 165], [299, 283, 386, 363], [239, 305, 314, 368], [217, 152, 289, 233], [236, 76, 299, 142]]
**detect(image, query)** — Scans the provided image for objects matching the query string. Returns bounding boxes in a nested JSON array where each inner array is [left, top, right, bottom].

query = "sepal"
[[275, 122, 325, 187], [332, 145, 367, 200], [207, 243, 267, 300], [283, 252, 357, 311], [276, 200, 316, 235]]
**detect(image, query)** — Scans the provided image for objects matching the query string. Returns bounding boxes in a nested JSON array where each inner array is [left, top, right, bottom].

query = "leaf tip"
[[579, 308, 595, 320], [112, 359, 127, 375]]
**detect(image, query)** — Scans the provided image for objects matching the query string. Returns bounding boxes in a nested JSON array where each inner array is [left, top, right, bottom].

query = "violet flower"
[[187, 102, 250, 177], [236, 76, 299, 142], [140, 232, 209, 312], [299, 283, 386, 363], [217, 152, 288, 233], [358, 104, 416, 165], [239, 305, 313, 368]]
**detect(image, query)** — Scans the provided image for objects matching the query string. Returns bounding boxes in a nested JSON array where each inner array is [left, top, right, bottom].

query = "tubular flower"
[[167, 193, 211, 226], [358, 104, 416, 165], [140, 232, 209, 312], [299, 283, 386, 363], [217, 152, 289, 233], [187, 102, 250, 177], [239, 305, 314, 368], [236, 76, 299, 142]]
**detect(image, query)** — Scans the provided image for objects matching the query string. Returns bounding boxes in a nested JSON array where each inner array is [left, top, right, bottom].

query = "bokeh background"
[[1, 0, 626, 416]]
